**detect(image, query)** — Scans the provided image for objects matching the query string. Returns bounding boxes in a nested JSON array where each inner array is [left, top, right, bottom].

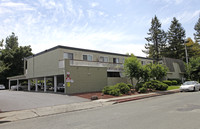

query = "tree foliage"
[[185, 37, 200, 59], [0, 32, 33, 86], [143, 16, 167, 61], [194, 17, 200, 43], [166, 17, 186, 59], [124, 54, 142, 86], [185, 57, 200, 81]]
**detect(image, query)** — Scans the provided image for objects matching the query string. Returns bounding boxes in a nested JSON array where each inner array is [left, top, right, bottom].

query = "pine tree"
[[194, 17, 200, 43], [143, 16, 167, 61], [166, 17, 186, 60]]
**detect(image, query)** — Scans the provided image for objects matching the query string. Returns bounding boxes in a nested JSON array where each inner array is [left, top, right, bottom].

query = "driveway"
[[0, 90, 89, 112]]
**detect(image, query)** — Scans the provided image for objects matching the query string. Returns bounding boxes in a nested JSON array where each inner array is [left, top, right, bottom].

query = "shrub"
[[156, 82, 168, 91], [143, 80, 168, 91], [102, 85, 121, 96], [171, 80, 177, 85], [162, 80, 172, 86], [136, 82, 145, 91], [139, 87, 147, 93], [117, 83, 130, 94], [102, 86, 112, 94], [168, 78, 181, 84], [127, 84, 134, 89]]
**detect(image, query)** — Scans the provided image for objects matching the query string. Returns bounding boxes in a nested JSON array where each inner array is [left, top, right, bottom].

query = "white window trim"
[[82, 54, 93, 61], [99, 56, 109, 62]]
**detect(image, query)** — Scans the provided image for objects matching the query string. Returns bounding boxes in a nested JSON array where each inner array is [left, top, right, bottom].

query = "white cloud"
[[0, 1, 34, 11], [90, 2, 99, 7]]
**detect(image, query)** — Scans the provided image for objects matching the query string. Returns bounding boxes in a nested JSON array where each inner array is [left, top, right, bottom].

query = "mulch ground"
[[73, 91, 141, 100]]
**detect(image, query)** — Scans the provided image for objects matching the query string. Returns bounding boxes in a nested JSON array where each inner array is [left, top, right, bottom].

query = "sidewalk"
[[0, 89, 180, 124]]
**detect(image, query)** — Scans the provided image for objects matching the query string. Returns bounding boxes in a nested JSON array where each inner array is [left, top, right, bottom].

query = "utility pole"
[[184, 40, 189, 65]]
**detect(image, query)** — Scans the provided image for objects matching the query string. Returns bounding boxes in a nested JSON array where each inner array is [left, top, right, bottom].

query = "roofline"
[[25, 45, 154, 60]]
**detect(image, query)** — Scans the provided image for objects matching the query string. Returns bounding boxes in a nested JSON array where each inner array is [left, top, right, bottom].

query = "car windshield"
[[183, 81, 197, 85]]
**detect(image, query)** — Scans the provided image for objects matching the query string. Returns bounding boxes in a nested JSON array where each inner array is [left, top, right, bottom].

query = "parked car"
[[180, 81, 200, 92], [11, 84, 28, 91], [0, 84, 5, 90], [57, 83, 65, 92]]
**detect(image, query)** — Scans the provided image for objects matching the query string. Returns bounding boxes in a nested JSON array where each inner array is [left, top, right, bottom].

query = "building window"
[[107, 72, 120, 77], [99, 56, 108, 62], [83, 54, 93, 61], [113, 58, 119, 63], [63, 53, 73, 60], [141, 61, 145, 65]]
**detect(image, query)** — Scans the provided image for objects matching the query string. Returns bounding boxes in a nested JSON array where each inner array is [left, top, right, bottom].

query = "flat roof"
[[26, 45, 153, 60]]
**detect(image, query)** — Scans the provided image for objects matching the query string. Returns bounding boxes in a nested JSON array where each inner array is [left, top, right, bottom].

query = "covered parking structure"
[[7, 74, 65, 93]]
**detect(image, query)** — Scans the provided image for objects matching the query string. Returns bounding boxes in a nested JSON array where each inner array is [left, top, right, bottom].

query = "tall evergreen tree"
[[166, 17, 186, 60], [143, 16, 167, 61], [194, 17, 200, 43]]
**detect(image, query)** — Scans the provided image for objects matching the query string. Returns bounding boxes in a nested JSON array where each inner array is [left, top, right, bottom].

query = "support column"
[[44, 77, 47, 92], [35, 79, 38, 92], [9, 80, 11, 90], [17, 79, 19, 91], [28, 79, 31, 91], [54, 76, 57, 93]]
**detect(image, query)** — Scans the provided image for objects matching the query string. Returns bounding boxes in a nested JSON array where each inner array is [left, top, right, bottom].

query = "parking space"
[[0, 90, 89, 112]]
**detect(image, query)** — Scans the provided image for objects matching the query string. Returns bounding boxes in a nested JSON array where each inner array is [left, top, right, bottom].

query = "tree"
[[143, 15, 167, 61], [185, 57, 200, 81], [166, 17, 186, 60], [124, 54, 143, 86], [185, 37, 200, 59], [194, 17, 200, 43], [0, 32, 32, 86]]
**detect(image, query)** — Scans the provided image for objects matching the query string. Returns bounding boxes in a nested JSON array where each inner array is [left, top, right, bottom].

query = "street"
[[1, 92, 200, 129]]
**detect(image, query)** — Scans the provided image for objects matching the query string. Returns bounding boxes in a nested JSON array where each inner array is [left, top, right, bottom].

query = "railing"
[[69, 60, 124, 71]]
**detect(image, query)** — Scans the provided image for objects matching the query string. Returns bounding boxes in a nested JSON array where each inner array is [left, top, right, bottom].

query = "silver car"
[[180, 81, 200, 92], [0, 84, 5, 90]]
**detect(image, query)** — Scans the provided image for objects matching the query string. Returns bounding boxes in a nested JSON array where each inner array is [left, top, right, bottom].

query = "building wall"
[[107, 77, 127, 86], [166, 62, 184, 79], [26, 49, 64, 78], [65, 60, 107, 94]]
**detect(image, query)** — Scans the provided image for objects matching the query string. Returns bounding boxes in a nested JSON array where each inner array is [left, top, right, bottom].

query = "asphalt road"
[[0, 90, 88, 112], [1, 92, 200, 129]]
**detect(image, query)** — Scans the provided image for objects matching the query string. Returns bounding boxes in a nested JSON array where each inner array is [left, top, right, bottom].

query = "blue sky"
[[0, 0, 200, 57]]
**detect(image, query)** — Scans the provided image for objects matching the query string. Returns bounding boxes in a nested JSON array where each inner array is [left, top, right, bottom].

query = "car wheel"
[[193, 87, 195, 92]]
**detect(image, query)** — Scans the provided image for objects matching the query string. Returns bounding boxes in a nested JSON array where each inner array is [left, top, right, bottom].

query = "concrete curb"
[[108, 89, 180, 103], [0, 101, 115, 123]]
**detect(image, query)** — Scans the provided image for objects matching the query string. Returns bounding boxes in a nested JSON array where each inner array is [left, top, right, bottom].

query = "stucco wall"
[[65, 60, 107, 94], [107, 77, 127, 86]]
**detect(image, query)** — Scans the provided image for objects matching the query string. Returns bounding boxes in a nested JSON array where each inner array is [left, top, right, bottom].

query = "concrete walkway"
[[0, 89, 180, 123]]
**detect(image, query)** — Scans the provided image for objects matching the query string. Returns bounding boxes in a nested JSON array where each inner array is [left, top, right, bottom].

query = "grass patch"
[[167, 85, 180, 90]]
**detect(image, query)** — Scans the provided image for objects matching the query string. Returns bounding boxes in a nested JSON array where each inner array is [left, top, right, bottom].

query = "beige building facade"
[[8, 45, 185, 94]]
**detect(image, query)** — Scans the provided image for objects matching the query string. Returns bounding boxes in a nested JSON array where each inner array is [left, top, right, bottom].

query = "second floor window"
[[63, 53, 73, 60], [83, 54, 93, 61], [113, 58, 119, 63], [99, 56, 108, 62]]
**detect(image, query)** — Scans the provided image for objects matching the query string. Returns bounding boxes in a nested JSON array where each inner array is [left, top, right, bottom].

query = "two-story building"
[[7, 45, 185, 94]]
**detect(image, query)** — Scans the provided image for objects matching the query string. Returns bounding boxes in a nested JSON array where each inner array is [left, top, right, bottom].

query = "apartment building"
[[7, 45, 184, 94]]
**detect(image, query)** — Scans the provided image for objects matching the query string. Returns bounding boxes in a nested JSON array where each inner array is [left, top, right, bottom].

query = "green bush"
[[102, 85, 122, 96], [102, 86, 112, 94], [168, 78, 181, 84], [171, 80, 177, 85], [143, 80, 168, 91], [162, 80, 172, 86], [136, 82, 145, 91], [127, 84, 134, 89], [117, 83, 130, 94], [109, 86, 121, 96], [139, 87, 147, 93]]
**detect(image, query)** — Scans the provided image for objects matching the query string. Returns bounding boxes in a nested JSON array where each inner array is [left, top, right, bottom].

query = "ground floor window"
[[107, 72, 120, 77]]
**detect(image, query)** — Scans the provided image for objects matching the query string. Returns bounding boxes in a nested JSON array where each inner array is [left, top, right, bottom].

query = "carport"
[[7, 74, 65, 93]]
